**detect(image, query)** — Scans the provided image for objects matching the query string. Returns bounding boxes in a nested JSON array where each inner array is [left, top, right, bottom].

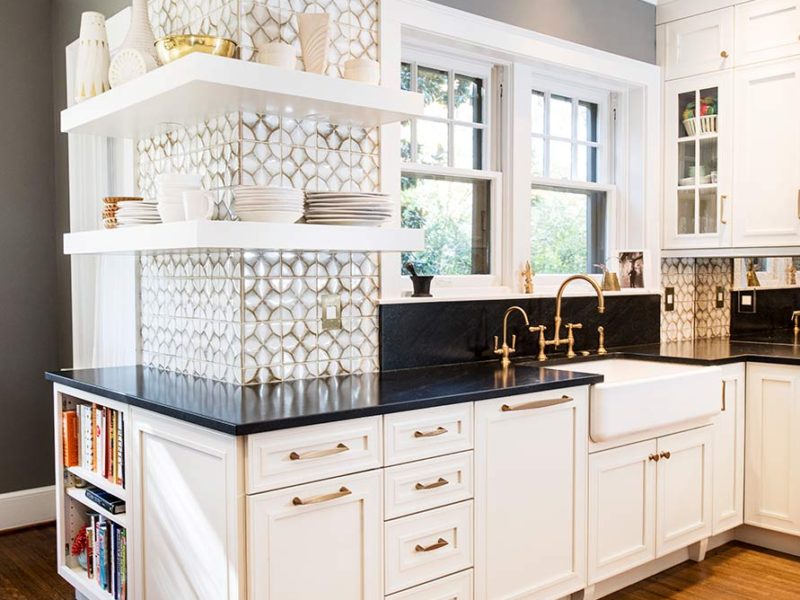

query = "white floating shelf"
[[61, 54, 424, 137], [64, 220, 425, 255], [66, 465, 127, 501]]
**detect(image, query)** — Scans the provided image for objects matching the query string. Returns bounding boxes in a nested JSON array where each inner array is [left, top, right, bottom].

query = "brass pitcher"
[[594, 263, 621, 292]]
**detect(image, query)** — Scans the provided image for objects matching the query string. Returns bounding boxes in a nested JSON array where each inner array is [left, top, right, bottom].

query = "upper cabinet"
[[732, 58, 800, 247], [663, 8, 734, 80], [736, 0, 800, 66], [663, 72, 733, 249]]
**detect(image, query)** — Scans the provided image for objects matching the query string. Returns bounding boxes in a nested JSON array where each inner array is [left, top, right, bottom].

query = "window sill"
[[379, 287, 659, 305]]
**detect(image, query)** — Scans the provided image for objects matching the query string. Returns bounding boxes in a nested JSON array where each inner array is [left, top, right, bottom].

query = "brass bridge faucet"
[[792, 310, 800, 335], [494, 306, 530, 367], [529, 274, 606, 361]]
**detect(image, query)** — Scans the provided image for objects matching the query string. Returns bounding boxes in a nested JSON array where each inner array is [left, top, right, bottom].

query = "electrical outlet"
[[738, 290, 756, 314], [321, 294, 342, 330], [664, 287, 675, 312], [715, 286, 725, 309]]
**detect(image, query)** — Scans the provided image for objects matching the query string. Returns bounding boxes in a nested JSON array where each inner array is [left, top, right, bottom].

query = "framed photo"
[[618, 251, 644, 288]]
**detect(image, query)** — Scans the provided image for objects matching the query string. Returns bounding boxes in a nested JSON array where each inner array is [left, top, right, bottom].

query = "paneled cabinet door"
[[475, 389, 588, 600], [745, 364, 800, 535], [664, 9, 734, 80], [247, 470, 382, 600], [663, 72, 733, 250], [587, 440, 657, 585], [732, 58, 800, 247], [128, 408, 245, 600], [713, 364, 745, 534], [735, 0, 800, 66], [655, 427, 713, 557]]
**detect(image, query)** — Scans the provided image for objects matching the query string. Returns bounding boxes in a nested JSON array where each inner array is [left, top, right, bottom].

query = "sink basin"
[[548, 359, 722, 442]]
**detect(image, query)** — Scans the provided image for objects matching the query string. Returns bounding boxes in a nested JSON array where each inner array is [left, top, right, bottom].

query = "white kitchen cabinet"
[[128, 408, 246, 600], [735, 0, 800, 66], [587, 440, 657, 585], [663, 9, 734, 80], [745, 363, 800, 535], [713, 364, 745, 534], [247, 470, 383, 600], [732, 58, 800, 247], [655, 427, 714, 556], [663, 72, 733, 249], [475, 389, 588, 600]]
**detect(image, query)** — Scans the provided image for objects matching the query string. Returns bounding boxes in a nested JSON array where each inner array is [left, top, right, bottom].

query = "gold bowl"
[[155, 35, 238, 64]]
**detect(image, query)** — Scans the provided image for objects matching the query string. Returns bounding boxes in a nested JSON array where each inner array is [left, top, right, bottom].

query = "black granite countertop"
[[46, 362, 603, 435], [47, 335, 800, 435]]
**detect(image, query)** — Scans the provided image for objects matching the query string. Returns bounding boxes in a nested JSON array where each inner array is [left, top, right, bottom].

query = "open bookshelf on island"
[[55, 384, 132, 600]]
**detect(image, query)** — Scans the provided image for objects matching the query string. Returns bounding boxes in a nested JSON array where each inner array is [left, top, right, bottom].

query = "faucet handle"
[[529, 324, 546, 333], [566, 323, 583, 330], [493, 335, 502, 355]]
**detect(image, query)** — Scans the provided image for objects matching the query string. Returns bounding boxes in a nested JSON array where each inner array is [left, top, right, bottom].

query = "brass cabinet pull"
[[289, 443, 349, 461], [415, 477, 449, 491], [502, 395, 573, 412], [415, 538, 449, 552], [414, 426, 448, 438], [720, 50, 729, 58], [660, 451, 672, 460], [292, 486, 352, 506], [648, 453, 660, 462], [720, 195, 728, 224], [722, 380, 727, 411]]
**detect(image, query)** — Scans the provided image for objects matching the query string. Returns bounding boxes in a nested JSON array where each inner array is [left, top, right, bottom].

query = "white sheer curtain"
[[66, 9, 138, 370]]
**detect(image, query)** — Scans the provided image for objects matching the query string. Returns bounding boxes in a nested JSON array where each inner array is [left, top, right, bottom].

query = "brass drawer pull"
[[415, 538, 449, 553], [660, 451, 671, 460], [292, 486, 352, 506], [722, 380, 727, 411], [289, 443, 349, 461], [415, 477, 449, 491], [502, 395, 573, 412], [648, 453, 660, 462], [414, 426, 448, 438]]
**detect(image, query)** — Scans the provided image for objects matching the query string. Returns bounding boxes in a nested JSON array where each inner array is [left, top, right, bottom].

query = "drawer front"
[[385, 501, 474, 595], [385, 452, 473, 520], [384, 404, 473, 466], [246, 416, 382, 493], [386, 570, 473, 600]]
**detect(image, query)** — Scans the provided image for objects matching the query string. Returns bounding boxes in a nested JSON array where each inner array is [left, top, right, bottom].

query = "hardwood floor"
[[0, 524, 73, 600], [607, 542, 800, 599], [0, 527, 798, 600]]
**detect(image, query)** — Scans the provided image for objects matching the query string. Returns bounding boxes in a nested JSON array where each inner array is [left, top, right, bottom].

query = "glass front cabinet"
[[663, 72, 733, 249]]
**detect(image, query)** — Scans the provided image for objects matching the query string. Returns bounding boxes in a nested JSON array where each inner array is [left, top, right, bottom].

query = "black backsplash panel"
[[380, 294, 662, 371], [730, 288, 800, 336]]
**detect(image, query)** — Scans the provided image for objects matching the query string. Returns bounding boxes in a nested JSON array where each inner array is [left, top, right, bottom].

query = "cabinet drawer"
[[384, 404, 473, 466], [385, 452, 473, 520], [246, 416, 382, 493], [386, 570, 473, 600], [385, 501, 474, 594]]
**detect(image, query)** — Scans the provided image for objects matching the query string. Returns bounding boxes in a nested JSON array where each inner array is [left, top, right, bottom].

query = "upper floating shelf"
[[63, 221, 425, 255], [61, 54, 425, 138]]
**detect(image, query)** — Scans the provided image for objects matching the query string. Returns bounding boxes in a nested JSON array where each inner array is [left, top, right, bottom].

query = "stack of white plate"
[[305, 192, 393, 226], [233, 186, 304, 223], [156, 173, 202, 222], [116, 199, 161, 227]]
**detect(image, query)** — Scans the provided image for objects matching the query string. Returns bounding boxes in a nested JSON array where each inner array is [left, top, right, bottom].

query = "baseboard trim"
[[0, 486, 56, 532], [735, 525, 800, 557]]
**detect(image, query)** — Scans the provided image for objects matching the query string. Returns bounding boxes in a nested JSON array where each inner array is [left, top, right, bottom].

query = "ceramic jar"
[[298, 13, 330, 74], [75, 11, 111, 103]]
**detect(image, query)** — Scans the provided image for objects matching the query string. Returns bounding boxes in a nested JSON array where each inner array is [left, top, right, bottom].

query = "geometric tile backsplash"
[[138, 0, 382, 384], [140, 250, 380, 384], [660, 257, 733, 342]]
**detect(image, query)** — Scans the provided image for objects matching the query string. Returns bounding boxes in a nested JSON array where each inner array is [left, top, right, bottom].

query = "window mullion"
[[543, 91, 551, 178], [448, 69, 455, 168], [411, 62, 419, 163], [571, 97, 578, 180]]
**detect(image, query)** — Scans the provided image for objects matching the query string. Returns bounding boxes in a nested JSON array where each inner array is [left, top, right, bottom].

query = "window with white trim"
[[529, 83, 614, 275], [398, 52, 500, 280]]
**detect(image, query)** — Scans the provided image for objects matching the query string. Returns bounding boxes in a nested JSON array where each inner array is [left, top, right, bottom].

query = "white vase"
[[298, 13, 330, 75], [119, 0, 159, 64], [75, 11, 111, 103], [109, 48, 158, 88]]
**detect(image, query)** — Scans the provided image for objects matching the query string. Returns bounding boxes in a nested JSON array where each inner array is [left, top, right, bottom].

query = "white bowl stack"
[[304, 192, 393, 226], [233, 186, 305, 223], [156, 173, 203, 223]]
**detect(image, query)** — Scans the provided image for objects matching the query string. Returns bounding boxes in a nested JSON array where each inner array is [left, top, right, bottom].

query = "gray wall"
[[0, 0, 59, 493], [430, 0, 656, 63]]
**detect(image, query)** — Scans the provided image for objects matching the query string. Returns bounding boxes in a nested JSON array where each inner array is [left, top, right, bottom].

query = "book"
[[86, 522, 94, 579], [117, 412, 125, 486], [109, 410, 116, 482], [95, 406, 105, 477], [81, 405, 93, 470], [62, 410, 79, 467], [98, 518, 108, 590], [120, 528, 127, 600], [85, 487, 126, 514]]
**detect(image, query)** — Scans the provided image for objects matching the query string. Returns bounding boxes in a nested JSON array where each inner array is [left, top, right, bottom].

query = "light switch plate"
[[715, 286, 725, 309], [738, 290, 756, 314], [321, 294, 342, 330], [664, 287, 675, 312]]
